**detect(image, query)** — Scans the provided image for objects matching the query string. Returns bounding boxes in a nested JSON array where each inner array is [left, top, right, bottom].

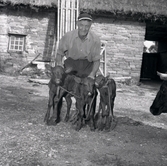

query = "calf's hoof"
[[44, 113, 49, 123], [90, 125, 95, 131], [73, 119, 82, 131], [64, 115, 69, 122], [96, 116, 105, 131], [87, 120, 95, 131], [105, 116, 111, 131], [46, 117, 60, 126], [47, 120, 57, 126], [110, 117, 117, 130]]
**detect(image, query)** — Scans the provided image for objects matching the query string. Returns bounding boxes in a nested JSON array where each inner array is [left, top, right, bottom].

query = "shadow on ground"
[[0, 78, 167, 166]]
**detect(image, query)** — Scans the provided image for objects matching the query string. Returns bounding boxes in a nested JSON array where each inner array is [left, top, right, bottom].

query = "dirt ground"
[[0, 74, 167, 166]]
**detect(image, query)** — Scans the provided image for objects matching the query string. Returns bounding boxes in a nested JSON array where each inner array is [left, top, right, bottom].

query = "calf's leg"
[[48, 89, 64, 125], [106, 97, 117, 131], [88, 94, 97, 131], [73, 101, 84, 131], [44, 90, 55, 124]]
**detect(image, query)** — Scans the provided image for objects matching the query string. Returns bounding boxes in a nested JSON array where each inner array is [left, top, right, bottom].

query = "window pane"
[[11, 36, 15, 40], [19, 46, 23, 50], [20, 41, 23, 45]]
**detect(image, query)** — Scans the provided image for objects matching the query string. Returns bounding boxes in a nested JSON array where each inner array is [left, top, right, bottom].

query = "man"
[[56, 12, 102, 80]]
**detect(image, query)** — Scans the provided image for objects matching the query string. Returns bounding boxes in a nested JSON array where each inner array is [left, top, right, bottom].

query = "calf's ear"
[[95, 81, 99, 87], [105, 75, 110, 82], [45, 64, 52, 77]]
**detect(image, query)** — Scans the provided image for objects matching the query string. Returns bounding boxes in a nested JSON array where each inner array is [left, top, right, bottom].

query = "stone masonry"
[[0, 7, 56, 72], [0, 6, 146, 83], [91, 17, 146, 83]]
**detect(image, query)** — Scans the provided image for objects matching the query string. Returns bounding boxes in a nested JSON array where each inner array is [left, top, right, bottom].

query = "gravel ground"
[[0, 74, 167, 166]]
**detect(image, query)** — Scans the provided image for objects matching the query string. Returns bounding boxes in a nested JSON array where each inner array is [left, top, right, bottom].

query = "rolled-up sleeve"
[[57, 34, 69, 57]]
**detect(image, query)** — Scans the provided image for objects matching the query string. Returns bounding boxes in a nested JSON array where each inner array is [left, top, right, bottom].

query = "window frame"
[[8, 33, 26, 53]]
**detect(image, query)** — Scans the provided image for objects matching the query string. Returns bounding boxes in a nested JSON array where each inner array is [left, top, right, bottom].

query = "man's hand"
[[87, 76, 95, 88], [88, 60, 100, 79], [88, 75, 95, 80], [57, 64, 64, 68]]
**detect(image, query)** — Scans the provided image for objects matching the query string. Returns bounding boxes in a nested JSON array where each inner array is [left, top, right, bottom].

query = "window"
[[8, 34, 25, 52]]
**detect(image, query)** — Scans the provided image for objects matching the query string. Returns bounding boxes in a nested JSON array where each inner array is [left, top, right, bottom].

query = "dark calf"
[[48, 74, 97, 131], [73, 77, 97, 131], [95, 75, 117, 131], [150, 81, 167, 115], [44, 64, 72, 125]]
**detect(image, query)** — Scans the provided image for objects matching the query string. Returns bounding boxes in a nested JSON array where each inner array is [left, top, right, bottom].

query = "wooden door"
[[57, 0, 79, 41]]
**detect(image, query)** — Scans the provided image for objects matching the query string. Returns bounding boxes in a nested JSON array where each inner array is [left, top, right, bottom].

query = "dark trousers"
[[64, 58, 93, 78]]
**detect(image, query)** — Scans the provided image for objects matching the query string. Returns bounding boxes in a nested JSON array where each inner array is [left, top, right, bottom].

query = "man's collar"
[[75, 29, 90, 41]]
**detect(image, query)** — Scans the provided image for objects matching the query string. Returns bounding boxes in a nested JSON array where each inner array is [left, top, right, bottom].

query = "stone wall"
[[0, 7, 146, 82], [0, 7, 56, 72], [91, 17, 146, 83]]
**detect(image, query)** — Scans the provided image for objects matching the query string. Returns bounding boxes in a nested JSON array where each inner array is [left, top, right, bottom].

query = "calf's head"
[[83, 77, 95, 96], [95, 75, 109, 89], [45, 64, 65, 85], [150, 81, 167, 115]]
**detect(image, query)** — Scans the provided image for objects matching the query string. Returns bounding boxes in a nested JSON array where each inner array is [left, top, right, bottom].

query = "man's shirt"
[[57, 29, 102, 62]]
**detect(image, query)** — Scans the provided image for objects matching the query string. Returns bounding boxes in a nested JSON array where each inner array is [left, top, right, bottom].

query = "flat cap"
[[78, 13, 92, 21]]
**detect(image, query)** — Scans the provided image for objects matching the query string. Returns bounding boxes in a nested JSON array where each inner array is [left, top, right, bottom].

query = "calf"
[[95, 75, 117, 131], [150, 81, 167, 115], [56, 75, 97, 131], [73, 76, 97, 131], [44, 64, 72, 125]]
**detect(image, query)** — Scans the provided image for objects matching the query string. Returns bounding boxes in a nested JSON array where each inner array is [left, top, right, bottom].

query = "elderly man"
[[56, 12, 102, 80]]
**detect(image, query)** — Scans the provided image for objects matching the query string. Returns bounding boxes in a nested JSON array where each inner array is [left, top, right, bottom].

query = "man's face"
[[78, 20, 92, 38]]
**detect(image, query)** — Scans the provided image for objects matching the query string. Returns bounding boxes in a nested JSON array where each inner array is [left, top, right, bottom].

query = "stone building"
[[80, 0, 167, 83], [0, 0, 57, 73], [0, 0, 167, 83]]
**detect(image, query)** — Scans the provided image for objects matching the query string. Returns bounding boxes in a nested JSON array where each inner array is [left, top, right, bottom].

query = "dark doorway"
[[140, 53, 160, 80], [140, 22, 167, 82]]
